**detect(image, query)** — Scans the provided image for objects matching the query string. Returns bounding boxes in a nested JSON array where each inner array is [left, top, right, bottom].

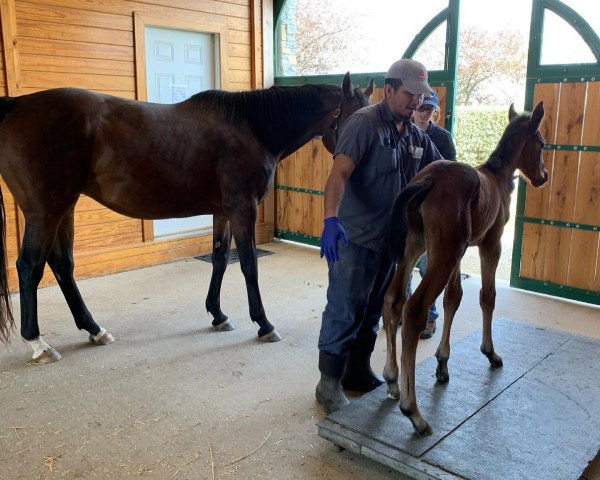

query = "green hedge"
[[453, 108, 509, 168]]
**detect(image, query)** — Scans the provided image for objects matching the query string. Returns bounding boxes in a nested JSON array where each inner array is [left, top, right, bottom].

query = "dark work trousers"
[[318, 241, 395, 378]]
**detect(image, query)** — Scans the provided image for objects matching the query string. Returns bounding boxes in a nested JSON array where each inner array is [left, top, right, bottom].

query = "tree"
[[457, 26, 527, 105], [293, 0, 370, 75]]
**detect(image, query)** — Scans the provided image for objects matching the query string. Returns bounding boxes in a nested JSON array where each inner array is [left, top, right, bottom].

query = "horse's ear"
[[508, 103, 518, 121], [364, 78, 374, 98], [531, 101, 544, 129], [342, 72, 353, 99]]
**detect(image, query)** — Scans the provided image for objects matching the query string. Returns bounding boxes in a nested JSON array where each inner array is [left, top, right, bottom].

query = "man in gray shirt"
[[317, 59, 442, 413]]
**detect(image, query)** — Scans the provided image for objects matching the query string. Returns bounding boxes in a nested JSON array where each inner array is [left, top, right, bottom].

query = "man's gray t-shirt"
[[334, 100, 441, 251]]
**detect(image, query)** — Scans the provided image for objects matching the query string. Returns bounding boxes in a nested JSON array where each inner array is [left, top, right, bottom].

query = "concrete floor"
[[0, 240, 598, 479]]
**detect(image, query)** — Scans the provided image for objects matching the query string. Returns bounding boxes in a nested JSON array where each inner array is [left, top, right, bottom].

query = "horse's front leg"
[[478, 240, 503, 367], [47, 208, 114, 346], [205, 215, 235, 332], [229, 206, 281, 342], [435, 263, 463, 383]]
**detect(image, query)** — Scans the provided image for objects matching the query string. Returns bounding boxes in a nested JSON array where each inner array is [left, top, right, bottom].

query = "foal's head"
[[509, 101, 548, 188], [322, 72, 374, 154]]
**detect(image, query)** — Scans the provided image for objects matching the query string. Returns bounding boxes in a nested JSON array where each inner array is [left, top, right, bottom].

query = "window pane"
[[558, 0, 600, 39], [541, 9, 597, 65], [413, 21, 447, 72], [276, 0, 449, 76]]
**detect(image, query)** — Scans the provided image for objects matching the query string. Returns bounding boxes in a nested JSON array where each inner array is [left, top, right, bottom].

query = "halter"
[[328, 105, 343, 144]]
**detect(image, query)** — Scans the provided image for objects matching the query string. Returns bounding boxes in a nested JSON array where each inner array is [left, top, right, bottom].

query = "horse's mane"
[[481, 112, 531, 174], [188, 85, 335, 145]]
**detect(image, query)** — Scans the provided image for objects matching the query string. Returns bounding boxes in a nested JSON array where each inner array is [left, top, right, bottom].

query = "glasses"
[[417, 105, 435, 113]]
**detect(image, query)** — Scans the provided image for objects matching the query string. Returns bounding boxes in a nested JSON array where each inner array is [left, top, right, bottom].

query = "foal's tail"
[[387, 182, 432, 262], [0, 97, 15, 343]]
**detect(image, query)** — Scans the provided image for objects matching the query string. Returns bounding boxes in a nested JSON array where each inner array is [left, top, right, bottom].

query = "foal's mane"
[[480, 112, 533, 187]]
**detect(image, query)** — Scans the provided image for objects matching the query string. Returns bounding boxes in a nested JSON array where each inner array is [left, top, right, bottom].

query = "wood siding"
[[0, 0, 271, 291], [518, 81, 600, 295]]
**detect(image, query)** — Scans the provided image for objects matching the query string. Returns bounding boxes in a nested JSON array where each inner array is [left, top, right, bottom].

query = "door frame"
[[132, 13, 229, 241]]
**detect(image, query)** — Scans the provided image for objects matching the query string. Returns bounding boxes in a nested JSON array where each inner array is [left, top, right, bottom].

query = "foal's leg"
[[434, 263, 462, 383], [205, 215, 235, 331], [382, 241, 423, 400], [478, 240, 503, 367], [400, 253, 456, 435], [18, 220, 62, 363], [229, 207, 281, 342], [46, 208, 114, 345]]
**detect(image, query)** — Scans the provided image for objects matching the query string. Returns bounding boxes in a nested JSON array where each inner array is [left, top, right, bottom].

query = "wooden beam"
[[0, 0, 20, 96]]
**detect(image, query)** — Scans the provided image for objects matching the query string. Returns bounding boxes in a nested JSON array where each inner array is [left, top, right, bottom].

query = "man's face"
[[385, 84, 424, 121]]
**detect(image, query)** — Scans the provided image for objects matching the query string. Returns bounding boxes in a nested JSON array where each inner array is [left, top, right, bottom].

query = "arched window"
[[275, 0, 449, 77]]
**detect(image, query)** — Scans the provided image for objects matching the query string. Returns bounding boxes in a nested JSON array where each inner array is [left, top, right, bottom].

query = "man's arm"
[[324, 154, 356, 218], [320, 154, 356, 262]]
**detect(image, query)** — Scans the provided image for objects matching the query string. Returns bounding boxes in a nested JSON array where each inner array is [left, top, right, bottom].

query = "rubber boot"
[[315, 373, 350, 414], [316, 351, 349, 414], [341, 342, 384, 392]]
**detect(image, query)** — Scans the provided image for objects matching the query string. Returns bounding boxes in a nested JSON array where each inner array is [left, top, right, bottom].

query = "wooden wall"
[[0, 0, 271, 291], [518, 81, 600, 293], [275, 85, 448, 242]]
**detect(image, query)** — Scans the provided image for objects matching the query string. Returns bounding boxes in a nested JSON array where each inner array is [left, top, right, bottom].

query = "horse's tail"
[[0, 97, 15, 343], [387, 182, 433, 261]]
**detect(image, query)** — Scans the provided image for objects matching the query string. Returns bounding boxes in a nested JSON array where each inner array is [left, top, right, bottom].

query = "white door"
[[145, 26, 216, 239]]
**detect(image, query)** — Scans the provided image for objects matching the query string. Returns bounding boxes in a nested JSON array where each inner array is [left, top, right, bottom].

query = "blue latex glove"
[[320, 216, 348, 263]]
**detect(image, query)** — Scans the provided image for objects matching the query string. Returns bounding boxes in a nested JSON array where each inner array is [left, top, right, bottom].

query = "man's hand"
[[320, 217, 348, 263]]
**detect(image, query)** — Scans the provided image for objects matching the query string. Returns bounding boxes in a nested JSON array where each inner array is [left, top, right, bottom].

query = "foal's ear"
[[364, 78, 375, 98], [531, 101, 544, 129], [508, 103, 518, 121], [342, 72, 353, 99]]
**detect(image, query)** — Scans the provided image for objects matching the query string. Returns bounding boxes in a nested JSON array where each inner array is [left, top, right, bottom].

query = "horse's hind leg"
[[434, 263, 462, 383], [400, 253, 456, 435], [478, 240, 503, 367], [46, 208, 114, 345], [17, 219, 63, 363], [229, 207, 281, 342], [205, 215, 235, 332], [382, 243, 422, 400]]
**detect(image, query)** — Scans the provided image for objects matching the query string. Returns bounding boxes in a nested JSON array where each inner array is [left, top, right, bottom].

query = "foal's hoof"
[[386, 382, 400, 400], [89, 330, 115, 345], [258, 329, 281, 342], [487, 352, 503, 368], [33, 347, 62, 364], [213, 319, 236, 332]]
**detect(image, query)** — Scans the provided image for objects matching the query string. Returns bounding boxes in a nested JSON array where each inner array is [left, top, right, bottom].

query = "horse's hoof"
[[32, 347, 62, 364], [436, 364, 449, 383], [386, 382, 400, 400], [487, 352, 503, 368], [213, 319, 236, 331], [89, 330, 115, 345], [258, 329, 281, 342], [412, 418, 433, 436]]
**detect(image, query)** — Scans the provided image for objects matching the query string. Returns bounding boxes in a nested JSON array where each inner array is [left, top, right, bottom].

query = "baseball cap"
[[421, 90, 438, 108], [385, 59, 434, 95]]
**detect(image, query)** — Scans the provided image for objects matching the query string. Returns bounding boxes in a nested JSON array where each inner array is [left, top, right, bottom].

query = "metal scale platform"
[[318, 318, 600, 479]]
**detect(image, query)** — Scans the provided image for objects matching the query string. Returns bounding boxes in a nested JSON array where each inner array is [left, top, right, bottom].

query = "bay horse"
[[382, 102, 547, 434], [0, 72, 373, 363]]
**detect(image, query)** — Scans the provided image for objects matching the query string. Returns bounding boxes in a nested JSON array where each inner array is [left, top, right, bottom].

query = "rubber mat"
[[318, 318, 600, 480]]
